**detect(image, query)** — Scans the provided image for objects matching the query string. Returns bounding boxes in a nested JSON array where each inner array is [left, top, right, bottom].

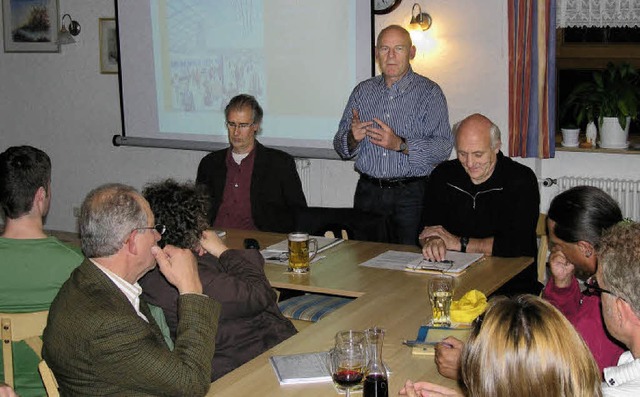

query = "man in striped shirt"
[[334, 25, 452, 245]]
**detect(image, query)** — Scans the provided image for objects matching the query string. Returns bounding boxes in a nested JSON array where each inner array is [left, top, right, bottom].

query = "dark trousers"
[[354, 176, 427, 245]]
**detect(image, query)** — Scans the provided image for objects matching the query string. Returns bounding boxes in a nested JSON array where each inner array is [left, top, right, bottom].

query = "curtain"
[[557, 0, 640, 27], [508, 0, 556, 158]]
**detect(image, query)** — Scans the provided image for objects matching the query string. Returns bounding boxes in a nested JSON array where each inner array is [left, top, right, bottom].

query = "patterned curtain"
[[508, 0, 556, 158], [557, 0, 640, 27]]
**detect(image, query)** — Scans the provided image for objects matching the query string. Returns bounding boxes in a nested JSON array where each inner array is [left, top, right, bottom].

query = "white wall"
[[1, 0, 639, 232]]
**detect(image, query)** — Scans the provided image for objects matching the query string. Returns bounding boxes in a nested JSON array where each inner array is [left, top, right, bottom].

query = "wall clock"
[[374, 0, 402, 15]]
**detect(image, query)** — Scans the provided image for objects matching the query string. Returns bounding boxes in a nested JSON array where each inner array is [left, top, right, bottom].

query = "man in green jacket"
[[43, 183, 221, 396]]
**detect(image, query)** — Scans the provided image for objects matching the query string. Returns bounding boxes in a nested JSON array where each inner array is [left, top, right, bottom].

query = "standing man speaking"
[[334, 25, 452, 245]]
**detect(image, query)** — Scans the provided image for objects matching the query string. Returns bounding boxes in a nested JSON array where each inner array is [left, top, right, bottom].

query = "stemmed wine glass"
[[328, 333, 366, 397]]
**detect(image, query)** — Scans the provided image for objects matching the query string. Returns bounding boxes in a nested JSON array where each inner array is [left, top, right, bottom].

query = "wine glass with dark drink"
[[328, 340, 366, 396]]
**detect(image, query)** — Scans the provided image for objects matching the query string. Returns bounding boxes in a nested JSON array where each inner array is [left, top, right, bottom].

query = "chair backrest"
[[38, 359, 60, 397], [0, 311, 48, 388], [536, 213, 549, 284]]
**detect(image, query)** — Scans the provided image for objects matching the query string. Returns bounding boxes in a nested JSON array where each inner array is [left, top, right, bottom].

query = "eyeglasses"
[[584, 276, 615, 297], [133, 224, 166, 236], [225, 121, 254, 131]]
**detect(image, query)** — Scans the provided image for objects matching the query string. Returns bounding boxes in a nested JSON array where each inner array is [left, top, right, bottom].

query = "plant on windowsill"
[[563, 62, 640, 149]]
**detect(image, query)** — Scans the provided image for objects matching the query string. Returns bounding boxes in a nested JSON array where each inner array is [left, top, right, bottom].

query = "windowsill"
[[555, 134, 640, 155]]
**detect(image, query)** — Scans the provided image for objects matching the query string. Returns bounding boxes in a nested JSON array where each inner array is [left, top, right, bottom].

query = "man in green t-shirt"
[[0, 146, 84, 397]]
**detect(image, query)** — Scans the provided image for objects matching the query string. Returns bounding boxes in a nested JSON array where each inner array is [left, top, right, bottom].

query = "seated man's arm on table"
[[420, 225, 494, 261], [200, 231, 278, 317], [419, 166, 491, 261]]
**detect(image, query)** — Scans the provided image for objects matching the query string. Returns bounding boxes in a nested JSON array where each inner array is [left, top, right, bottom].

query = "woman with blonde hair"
[[399, 295, 602, 397]]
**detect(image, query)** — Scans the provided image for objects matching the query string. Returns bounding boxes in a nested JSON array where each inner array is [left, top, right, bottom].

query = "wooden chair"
[[537, 213, 549, 284], [38, 360, 59, 397], [1, 311, 48, 388]]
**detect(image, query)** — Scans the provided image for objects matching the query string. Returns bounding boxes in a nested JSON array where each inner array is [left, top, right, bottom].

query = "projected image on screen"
[[155, 1, 266, 125], [117, 0, 372, 152]]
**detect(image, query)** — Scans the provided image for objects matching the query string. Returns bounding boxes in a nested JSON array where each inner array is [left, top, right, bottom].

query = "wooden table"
[[206, 229, 533, 396]]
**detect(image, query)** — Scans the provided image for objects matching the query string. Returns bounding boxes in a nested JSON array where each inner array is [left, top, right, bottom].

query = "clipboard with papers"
[[359, 250, 484, 276], [404, 251, 484, 275]]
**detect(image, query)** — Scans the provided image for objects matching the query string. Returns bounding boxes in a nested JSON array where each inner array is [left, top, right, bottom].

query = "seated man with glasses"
[[43, 183, 220, 396], [196, 94, 307, 233], [595, 221, 640, 395]]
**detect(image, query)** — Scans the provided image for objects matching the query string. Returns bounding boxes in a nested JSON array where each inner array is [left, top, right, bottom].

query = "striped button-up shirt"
[[334, 67, 453, 179]]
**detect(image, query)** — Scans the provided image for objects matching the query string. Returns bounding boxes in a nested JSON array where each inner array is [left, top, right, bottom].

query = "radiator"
[[294, 158, 312, 200], [545, 177, 640, 221]]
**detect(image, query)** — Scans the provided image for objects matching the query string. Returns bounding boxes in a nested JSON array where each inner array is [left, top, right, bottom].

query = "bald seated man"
[[420, 113, 541, 296]]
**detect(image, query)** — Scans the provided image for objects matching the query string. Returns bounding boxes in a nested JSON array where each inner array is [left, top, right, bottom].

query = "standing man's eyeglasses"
[[133, 224, 167, 236], [225, 122, 254, 131]]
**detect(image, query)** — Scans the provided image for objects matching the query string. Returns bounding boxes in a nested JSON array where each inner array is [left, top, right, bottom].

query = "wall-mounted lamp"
[[409, 3, 432, 32], [58, 14, 81, 45]]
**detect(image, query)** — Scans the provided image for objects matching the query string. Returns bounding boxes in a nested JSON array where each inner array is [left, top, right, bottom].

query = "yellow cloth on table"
[[450, 290, 487, 323]]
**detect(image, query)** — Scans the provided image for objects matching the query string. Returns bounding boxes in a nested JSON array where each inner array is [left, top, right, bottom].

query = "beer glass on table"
[[428, 275, 455, 327], [287, 232, 318, 273]]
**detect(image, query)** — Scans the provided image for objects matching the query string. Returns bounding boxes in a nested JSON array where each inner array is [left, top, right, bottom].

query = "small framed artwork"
[[99, 18, 118, 74], [2, 0, 60, 52]]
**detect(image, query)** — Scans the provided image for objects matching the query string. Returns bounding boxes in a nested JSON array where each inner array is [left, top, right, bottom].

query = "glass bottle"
[[363, 326, 389, 397]]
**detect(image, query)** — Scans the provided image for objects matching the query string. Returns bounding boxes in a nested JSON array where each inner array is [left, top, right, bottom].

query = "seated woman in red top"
[[139, 179, 296, 380]]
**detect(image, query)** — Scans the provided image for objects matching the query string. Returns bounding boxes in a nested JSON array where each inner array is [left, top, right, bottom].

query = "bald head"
[[376, 25, 413, 47], [453, 114, 501, 150], [453, 114, 501, 185]]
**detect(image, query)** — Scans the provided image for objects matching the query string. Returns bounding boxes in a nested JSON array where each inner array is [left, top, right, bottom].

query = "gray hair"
[[452, 114, 501, 150], [225, 94, 263, 125], [598, 221, 640, 317], [79, 183, 148, 258]]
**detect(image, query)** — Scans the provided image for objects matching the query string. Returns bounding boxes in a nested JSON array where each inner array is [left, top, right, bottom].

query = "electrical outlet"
[[73, 206, 81, 217]]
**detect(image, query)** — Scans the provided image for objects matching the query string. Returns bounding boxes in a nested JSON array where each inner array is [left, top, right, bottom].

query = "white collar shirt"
[[92, 259, 149, 323], [602, 351, 640, 396]]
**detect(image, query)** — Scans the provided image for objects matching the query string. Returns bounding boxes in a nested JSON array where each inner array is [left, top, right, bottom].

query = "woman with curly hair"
[[139, 179, 296, 380], [399, 295, 602, 397]]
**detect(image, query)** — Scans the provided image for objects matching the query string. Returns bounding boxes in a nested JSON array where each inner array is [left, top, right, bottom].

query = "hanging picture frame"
[[99, 18, 118, 74], [2, 0, 60, 52]]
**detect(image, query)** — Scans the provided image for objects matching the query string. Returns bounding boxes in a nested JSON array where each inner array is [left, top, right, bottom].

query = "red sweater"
[[543, 276, 625, 375]]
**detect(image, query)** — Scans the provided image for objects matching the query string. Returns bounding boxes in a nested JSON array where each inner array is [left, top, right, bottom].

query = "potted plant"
[[562, 62, 640, 148]]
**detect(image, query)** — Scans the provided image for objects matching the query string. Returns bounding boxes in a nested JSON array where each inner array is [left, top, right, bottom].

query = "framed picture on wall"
[[2, 0, 60, 52], [99, 18, 118, 74]]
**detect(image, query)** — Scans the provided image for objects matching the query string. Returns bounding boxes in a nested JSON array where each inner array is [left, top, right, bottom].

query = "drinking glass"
[[428, 275, 455, 327], [329, 331, 366, 396]]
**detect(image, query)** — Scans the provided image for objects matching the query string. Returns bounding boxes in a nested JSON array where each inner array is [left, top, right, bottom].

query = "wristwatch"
[[397, 138, 408, 152], [460, 236, 469, 253]]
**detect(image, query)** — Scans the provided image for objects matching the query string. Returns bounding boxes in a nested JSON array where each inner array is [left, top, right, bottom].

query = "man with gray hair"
[[43, 183, 220, 396], [420, 113, 540, 294], [596, 221, 640, 396]]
